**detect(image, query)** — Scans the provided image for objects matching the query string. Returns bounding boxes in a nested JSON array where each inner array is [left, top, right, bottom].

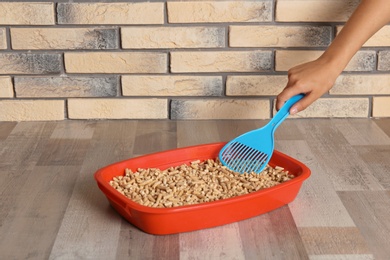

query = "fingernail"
[[290, 107, 298, 115]]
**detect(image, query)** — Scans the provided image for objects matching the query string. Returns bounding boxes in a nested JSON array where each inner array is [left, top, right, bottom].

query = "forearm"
[[276, 0, 390, 113], [321, 0, 390, 73]]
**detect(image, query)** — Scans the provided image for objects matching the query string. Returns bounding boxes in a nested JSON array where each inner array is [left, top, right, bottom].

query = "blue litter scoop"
[[219, 94, 304, 174]]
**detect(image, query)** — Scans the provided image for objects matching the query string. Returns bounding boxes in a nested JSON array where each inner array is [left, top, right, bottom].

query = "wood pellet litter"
[[109, 158, 294, 208]]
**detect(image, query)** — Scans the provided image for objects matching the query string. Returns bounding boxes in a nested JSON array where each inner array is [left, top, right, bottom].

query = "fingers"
[[289, 94, 313, 115], [276, 87, 295, 111], [276, 66, 317, 114], [276, 82, 314, 115], [277, 88, 322, 115], [276, 67, 302, 111], [276, 88, 304, 115], [276, 58, 338, 114]]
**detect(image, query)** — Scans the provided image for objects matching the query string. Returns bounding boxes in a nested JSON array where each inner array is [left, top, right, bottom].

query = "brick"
[[0, 28, 6, 49], [373, 97, 390, 117], [275, 50, 375, 72], [226, 76, 287, 96], [0, 100, 64, 121], [122, 76, 222, 96], [0, 3, 55, 25], [14, 77, 118, 98], [276, 0, 359, 22], [0, 76, 13, 98], [11, 28, 118, 50], [171, 99, 270, 120], [0, 53, 61, 74], [65, 52, 167, 73], [229, 25, 331, 47], [337, 25, 390, 47], [331, 75, 390, 95], [171, 51, 272, 73], [168, 1, 272, 23], [122, 27, 225, 49], [378, 51, 390, 71], [68, 98, 167, 119], [283, 98, 368, 118], [58, 3, 164, 24]]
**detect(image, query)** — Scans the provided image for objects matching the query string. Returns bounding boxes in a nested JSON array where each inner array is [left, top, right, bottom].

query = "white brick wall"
[[0, 0, 389, 120]]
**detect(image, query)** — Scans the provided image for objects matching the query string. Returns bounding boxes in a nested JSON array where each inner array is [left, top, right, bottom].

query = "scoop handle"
[[268, 94, 304, 131]]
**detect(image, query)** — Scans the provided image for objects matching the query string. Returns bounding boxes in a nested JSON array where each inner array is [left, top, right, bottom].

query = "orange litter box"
[[94, 142, 311, 235]]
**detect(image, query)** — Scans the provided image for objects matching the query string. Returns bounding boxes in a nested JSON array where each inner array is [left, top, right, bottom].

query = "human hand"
[[276, 57, 341, 114]]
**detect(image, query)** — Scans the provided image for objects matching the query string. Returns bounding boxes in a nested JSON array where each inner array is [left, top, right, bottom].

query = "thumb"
[[276, 86, 302, 112], [289, 92, 320, 115]]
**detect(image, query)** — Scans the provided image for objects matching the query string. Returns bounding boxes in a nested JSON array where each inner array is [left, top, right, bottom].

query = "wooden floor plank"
[[296, 120, 384, 191], [133, 120, 177, 156], [276, 140, 355, 227], [177, 120, 220, 148], [0, 119, 389, 260], [0, 121, 17, 140], [36, 121, 95, 166], [116, 224, 155, 260], [49, 121, 137, 259], [215, 120, 259, 142], [36, 139, 91, 166], [0, 165, 34, 228], [309, 255, 374, 260], [0, 122, 56, 166], [354, 145, 390, 190], [333, 119, 390, 146], [50, 120, 96, 140], [299, 227, 371, 256], [373, 118, 390, 137], [0, 166, 81, 259], [239, 206, 309, 260], [271, 118, 307, 141], [116, 223, 180, 260], [338, 191, 390, 260], [179, 223, 245, 260], [152, 233, 180, 260]]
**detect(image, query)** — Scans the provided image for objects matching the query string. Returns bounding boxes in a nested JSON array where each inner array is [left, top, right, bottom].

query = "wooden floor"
[[1, 119, 390, 260]]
